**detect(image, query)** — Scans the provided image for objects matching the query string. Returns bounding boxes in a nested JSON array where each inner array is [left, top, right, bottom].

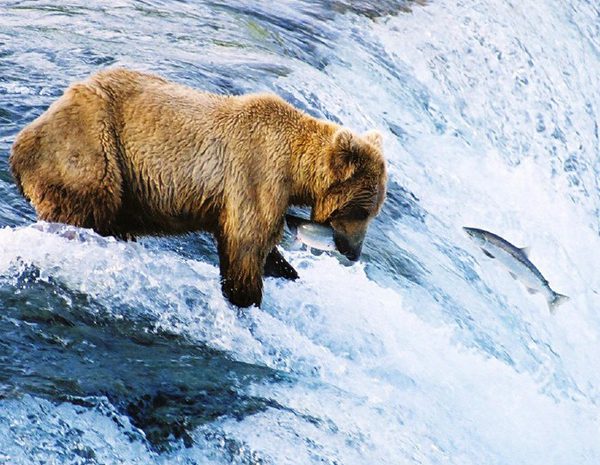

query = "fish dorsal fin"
[[509, 271, 518, 280], [519, 246, 530, 258]]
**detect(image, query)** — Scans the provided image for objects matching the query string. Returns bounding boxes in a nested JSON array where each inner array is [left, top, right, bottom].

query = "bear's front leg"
[[217, 236, 265, 308], [264, 247, 299, 280]]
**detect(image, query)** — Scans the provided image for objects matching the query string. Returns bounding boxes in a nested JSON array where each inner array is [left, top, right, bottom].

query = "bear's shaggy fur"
[[10, 68, 386, 307]]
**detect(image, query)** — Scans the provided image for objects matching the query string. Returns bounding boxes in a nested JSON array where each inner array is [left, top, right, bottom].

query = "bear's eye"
[[348, 206, 370, 221], [333, 204, 370, 221]]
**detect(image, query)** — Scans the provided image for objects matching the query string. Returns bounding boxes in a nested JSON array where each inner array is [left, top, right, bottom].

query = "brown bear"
[[10, 68, 387, 308]]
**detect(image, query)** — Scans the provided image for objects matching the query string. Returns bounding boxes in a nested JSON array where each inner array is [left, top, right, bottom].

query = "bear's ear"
[[333, 128, 360, 153], [362, 130, 383, 150], [330, 129, 362, 180]]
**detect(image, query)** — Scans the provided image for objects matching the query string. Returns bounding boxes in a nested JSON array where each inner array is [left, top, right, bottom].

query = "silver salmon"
[[285, 214, 336, 252], [464, 226, 569, 313]]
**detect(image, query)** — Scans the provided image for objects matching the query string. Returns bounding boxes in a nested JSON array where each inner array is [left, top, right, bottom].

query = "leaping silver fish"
[[463, 226, 569, 313]]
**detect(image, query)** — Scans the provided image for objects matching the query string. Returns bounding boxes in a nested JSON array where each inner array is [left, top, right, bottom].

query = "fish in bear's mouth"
[[285, 214, 362, 261]]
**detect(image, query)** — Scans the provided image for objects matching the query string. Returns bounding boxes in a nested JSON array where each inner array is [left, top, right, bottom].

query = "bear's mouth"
[[286, 214, 364, 261], [332, 229, 364, 262]]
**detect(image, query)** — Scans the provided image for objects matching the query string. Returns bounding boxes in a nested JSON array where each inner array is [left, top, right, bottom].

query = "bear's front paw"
[[221, 278, 262, 308], [264, 247, 299, 280]]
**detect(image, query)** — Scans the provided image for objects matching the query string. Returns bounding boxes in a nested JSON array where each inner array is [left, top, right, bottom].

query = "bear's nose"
[[333, 230, 363, 262]]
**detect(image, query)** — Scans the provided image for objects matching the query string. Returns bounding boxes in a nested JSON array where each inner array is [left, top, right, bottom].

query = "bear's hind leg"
[[35, 182, 121, 236], [264, 247, 298, 280], [11, 83, 124, 237]]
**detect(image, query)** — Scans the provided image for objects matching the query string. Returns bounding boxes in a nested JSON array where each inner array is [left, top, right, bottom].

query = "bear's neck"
[[288, 116, 338, 207]]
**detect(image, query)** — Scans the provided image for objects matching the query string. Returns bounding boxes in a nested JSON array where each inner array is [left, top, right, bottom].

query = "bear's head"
[[313, 128, 387, 261]]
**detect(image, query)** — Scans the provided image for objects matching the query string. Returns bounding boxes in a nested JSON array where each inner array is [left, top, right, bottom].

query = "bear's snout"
[[333, 229, 364, 262]]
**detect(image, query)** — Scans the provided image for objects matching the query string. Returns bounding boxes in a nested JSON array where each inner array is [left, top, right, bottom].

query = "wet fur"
[[10, 68, 386, 307]]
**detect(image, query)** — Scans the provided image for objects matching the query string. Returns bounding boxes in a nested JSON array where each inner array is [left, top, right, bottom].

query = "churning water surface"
[[1, 1, 600, 464]]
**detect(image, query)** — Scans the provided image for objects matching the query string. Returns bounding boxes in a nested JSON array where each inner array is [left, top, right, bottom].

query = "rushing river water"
[[1, 1, 600, 464]]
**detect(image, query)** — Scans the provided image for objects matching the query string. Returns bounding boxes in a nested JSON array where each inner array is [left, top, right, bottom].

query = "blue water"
[[1, 1, 599, 464]]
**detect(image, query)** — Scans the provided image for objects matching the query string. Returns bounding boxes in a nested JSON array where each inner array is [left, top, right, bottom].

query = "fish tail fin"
[[547, 292, 569, 314], [285, 215, 304, 250], [289, 236, 304, 251], [286, 214, 308, 233]]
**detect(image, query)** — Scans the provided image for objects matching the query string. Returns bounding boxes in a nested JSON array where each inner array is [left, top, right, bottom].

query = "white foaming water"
[[1, 0, 600, 464]]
